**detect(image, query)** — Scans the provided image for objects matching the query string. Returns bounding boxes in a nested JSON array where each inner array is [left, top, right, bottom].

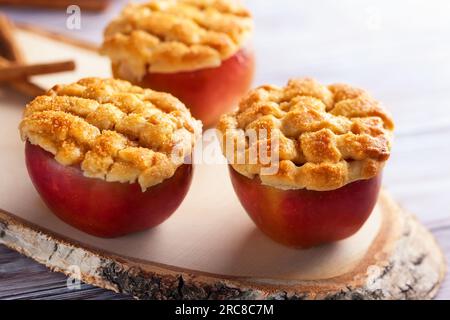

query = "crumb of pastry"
[[20, 77, 202, 191], [217, 78, 394, 191], [101, 0, 253, 79]]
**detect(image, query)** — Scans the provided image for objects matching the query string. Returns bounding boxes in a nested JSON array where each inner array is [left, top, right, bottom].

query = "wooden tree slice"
[[0, 27, 446, 300], [0, 191, 446, 300]]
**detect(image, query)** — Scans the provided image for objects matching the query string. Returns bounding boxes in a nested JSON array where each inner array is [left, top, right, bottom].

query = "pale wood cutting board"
[[0, 27, 446, 299]]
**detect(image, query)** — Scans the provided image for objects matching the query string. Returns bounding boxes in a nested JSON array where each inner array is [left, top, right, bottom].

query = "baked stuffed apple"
[[217, 78, 394, 248], [101, 0, 255, 128], [19, 78, 202, 238]]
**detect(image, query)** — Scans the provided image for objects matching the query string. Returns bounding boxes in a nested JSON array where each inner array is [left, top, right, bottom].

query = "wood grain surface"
[[0, 0, 449, 299], [0, 219, 447, 300]]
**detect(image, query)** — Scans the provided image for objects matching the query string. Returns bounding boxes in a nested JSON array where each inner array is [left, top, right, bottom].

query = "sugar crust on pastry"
[[19, 78, 202, 191], [217, 78, 394, 191], [101, 0, 253, 79]]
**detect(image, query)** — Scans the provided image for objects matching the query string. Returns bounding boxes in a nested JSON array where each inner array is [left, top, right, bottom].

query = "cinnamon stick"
[[0, 14, 45, 97], [0, 0, 111, 12], [0, 64, 45, 97], [0, 58, 45, 96], [0, 58, 75, 83], [0, 14, 23, 61]]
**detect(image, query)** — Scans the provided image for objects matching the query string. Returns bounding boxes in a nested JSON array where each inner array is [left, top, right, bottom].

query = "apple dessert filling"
[[20, 77, 202, 191], [101, 0, 254, 78], [217, 78, 394, 191], [217, 78, 394, 247]]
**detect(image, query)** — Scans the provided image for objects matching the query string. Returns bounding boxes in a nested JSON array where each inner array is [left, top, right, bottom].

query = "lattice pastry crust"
[[101, 0, 253, 79], [19, 78, 202, 191], [217, 78, 394, 191]]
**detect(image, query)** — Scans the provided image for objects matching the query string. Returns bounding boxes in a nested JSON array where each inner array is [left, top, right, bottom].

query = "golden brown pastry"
[[217, 78, 394, 191], [101, 0, 254, 78], [100, 0, 255, 128], [20, 77, 202, 191]]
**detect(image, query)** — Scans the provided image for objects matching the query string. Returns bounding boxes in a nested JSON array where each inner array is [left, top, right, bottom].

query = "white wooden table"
[[0, 0, 449, 299]]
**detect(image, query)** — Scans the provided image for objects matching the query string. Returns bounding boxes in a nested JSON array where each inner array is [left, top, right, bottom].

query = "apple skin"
[[113, 47, 255, 128], [229, 166, 382, 248], [25, 142, 193, 238]]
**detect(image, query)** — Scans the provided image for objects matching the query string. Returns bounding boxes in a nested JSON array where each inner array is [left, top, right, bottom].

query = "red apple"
[[113, 47, 255, 128], [25, 142, 193, 238], [229, 166, 382, 248]]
